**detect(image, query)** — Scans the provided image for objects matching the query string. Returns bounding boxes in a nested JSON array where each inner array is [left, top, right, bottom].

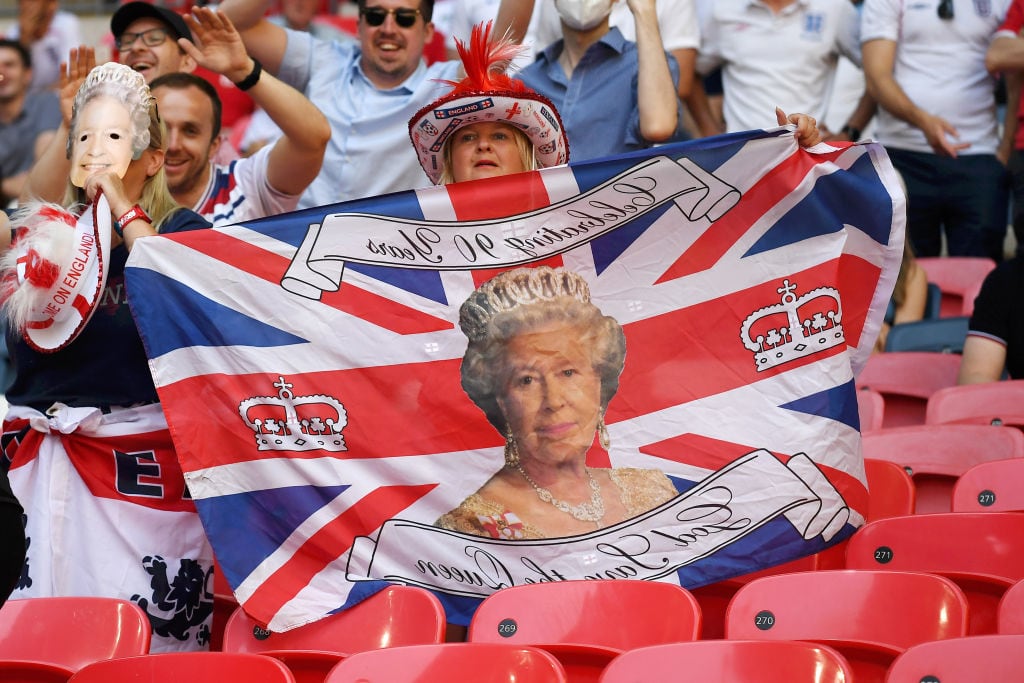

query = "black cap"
[[111, 2, 192, 43]]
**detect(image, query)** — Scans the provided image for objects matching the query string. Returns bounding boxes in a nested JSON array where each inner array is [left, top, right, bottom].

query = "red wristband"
[[114, 204, 151, 238]]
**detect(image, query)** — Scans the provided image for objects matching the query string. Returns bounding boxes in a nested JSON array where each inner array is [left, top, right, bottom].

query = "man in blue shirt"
[[501, 0, 684, 161], [221, 0, 471, 207]]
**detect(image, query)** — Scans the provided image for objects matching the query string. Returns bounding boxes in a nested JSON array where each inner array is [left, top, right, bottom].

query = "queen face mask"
[[553, 0, 616, 31], [69, 95, 135, 188]]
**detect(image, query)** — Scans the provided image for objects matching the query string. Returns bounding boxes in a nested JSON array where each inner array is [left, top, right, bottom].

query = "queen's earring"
[[504, 426, 520, 468], [598, 416, 611, 451]]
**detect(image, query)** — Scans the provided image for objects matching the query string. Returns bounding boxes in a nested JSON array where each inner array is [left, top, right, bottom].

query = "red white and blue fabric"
[[194, 146, 300, 227], [7, 195, 111, 352], [126, 128, 903, 632], [1, 403, 214, 652]]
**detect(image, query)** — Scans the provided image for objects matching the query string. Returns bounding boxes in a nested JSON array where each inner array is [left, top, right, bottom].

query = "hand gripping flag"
[[126, 127, 904, 632]]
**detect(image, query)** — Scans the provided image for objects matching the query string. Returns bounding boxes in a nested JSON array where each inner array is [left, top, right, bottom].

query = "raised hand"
[[179, 6, 254, 83], [777, 107, 823, 149], [84, 171, 130, 216], [18, 0, 53, 44], [59, 47, 96, 128]]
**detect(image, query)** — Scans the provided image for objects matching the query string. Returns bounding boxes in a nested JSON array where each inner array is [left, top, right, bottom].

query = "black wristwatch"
[[841, 124, 862, 142], [234, 59, 263, 92]]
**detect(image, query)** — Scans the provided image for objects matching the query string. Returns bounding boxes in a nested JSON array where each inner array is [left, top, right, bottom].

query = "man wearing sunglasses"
[[220, 0, 515, 208], [862, 0, 1014, 263]]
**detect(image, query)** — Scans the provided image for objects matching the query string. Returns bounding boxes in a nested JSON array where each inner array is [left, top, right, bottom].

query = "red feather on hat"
[[439, 20, 531, 96], [408, 20, 568, 184]]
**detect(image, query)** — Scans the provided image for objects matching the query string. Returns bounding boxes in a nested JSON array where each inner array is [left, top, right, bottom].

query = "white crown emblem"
[[239, 376, 348, 452], [741, 279, 845, 372]]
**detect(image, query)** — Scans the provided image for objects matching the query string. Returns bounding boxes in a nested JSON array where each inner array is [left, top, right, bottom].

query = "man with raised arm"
[[23, 9, 330, 226], [498, 0, 684, 161], [111, 1, 198, 83], [151, 7, 330, 225], [218, 0, 491, 207]]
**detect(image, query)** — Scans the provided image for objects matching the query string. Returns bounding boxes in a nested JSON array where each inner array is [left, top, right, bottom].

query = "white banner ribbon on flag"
[[281, 156, 741, 299], [346, 450, 860, 597]]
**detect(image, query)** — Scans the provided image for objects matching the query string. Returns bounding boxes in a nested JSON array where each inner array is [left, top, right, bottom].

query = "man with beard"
[[151, 7, 330, 226], [0, 39, 60, 206], [220, 0, 483, 206], [111, 2, 257, 162]]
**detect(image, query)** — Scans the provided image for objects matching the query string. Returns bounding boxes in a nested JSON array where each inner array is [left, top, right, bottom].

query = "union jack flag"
[[126, 127, 904, 632]]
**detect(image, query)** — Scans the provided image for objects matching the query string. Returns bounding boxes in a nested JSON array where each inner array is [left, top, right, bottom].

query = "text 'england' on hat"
[[0, 194, 112, 353], [408, 21, 569, 185]]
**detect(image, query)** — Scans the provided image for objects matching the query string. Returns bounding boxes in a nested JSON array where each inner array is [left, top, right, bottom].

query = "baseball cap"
[[111, 1, 193, 43]]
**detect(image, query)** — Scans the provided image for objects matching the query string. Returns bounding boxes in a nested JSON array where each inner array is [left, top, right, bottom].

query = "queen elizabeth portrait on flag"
[[436, 266, 679, 539]]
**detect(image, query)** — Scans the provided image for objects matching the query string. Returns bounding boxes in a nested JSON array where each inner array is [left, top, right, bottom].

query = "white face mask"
[[553, 0, 615, 31]]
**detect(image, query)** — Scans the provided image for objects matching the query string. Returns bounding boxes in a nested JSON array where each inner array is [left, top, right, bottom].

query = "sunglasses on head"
[[938, 0, 954, 20], [361, 6, 421, 28]]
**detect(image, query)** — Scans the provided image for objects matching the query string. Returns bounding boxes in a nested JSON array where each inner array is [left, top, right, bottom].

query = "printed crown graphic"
[[239, 376, 348, 452], [741, 279, 845, 371]]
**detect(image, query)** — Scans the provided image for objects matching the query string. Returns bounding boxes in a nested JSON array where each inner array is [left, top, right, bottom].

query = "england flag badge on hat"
[[408, 21, 569, 185], [1, 193, 112, 353]]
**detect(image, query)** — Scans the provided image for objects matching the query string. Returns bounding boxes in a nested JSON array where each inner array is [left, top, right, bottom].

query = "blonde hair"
[[438, 124, 538, 186]]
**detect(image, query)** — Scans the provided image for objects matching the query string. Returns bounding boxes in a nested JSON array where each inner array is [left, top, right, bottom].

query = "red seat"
[[211, 555, 238, 652], [861, 424, 1024, 513], [885, 634, 1024, 683], [222, 585, 445, 683], [857, 388, 885, 432], [691, 459, 910, 641], [323, 643, 567, 683], [468, 580, 701, 682], [856, 352, 961, 427], [802, 458, 916, 571], [916, 256, 996, 317], [845, 512, 1024, 635], [724, 569, 969, 683], [863, 458, 916, 521], [926, 380, 1024, 428], [68, 652, 295, 682], [999, 579, 1024, 634], [690, 555, 821, 642], [952, 457, 1024, 512], [0, 660, 76, 682], [597, 640, 852, 683], [0, 597, 151, 674]]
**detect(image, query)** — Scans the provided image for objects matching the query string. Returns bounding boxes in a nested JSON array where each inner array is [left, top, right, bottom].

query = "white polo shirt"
[[697, 0, 861, 133], [862, 0, 1012, 155]]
